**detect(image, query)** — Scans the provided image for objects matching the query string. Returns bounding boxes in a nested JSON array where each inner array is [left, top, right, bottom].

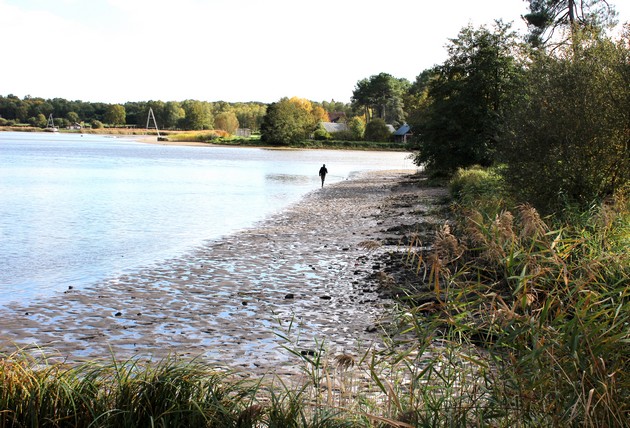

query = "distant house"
[[235, 128, 252, 137], [67, 122, 82, 130], [393, 123, 413, 143], [321, 122, 349, 133], [328, 112, 347, 123], [386, 124, 396, 134]]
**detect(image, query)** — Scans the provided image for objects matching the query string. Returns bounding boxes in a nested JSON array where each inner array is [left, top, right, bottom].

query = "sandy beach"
[[0, 170, 446, 376]]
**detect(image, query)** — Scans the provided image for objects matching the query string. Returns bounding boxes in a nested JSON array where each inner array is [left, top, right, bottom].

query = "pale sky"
[[1, 0, 628, 104]]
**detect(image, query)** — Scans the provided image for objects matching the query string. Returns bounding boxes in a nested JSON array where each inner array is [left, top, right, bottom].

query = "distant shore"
[[0, 170, 445, 376], [0, 127, 409, 151]]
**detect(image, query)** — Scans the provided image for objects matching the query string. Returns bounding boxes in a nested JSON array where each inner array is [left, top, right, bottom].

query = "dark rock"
[[320, 295, 332, 300], [284, 293, 295, 299], [114, 312, 122, 317], [366, 325, 378, 333]]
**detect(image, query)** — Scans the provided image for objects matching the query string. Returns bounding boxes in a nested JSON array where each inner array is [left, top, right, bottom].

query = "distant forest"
[[0, 95, 353, 132]]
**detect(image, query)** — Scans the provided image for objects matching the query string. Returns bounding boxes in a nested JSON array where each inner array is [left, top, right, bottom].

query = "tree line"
[[408, 0, 628, 213], [0, 97, 271, 133]]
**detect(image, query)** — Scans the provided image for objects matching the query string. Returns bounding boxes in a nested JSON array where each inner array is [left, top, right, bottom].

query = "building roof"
[[321, 122, 349, 133], [394, 123, 412, 135], [328, 112, 347, 123]]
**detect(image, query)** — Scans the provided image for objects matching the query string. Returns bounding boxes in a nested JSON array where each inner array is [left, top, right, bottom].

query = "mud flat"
[[0, 170, 447, 376]]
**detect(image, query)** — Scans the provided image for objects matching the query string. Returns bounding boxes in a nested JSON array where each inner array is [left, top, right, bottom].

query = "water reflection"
[[265, 173, 312, 184]]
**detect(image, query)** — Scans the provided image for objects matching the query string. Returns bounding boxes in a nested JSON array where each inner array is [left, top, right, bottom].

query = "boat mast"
[[146, 108, 161, 139]]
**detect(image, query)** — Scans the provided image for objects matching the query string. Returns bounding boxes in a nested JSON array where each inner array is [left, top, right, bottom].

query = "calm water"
[[0, 132, 413, 303]]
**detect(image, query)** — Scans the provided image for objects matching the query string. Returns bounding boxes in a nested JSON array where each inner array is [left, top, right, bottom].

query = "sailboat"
[[45, 113, 59, 132]]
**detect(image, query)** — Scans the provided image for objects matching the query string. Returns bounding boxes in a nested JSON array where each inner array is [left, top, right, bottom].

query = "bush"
[[449, 166, 508, 213], [91, 120, 104, 129], [313, 126, 331, 140], [364, 118, 391, 142], [500, 31, 630, 214], [332, 129, 357, 141]]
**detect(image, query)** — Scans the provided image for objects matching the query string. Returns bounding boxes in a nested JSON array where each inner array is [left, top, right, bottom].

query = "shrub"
[[364, 118, 391, 142], [500, 31, 630, 214], [313, 125, 331, 140], [449, 166, 508, 214]]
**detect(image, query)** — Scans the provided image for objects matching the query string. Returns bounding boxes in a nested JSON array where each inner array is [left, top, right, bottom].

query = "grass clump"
[[381, 166, 630, 426], [0, 354, 259, 427]]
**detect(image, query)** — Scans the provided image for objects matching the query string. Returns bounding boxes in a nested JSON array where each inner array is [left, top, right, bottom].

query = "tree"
[[163, 101, 185, 129], [500, 29, 630, 213], [31, 113, 47, 128], [347, 116, 366, 140], [181, 100, 213, 130], [312, 105, 329, 123], [351, 73, 409, 126], [364, 118, 391, 142], [404, 68, 439, 141], [523, 0, 617, 47], [260, 97, 317, 145], [214, 111, 240, 134], [104, 104, 126, 126], [233, 102, 266, 132], [412, 22, 523, 175], [66, 111, 80, 124]]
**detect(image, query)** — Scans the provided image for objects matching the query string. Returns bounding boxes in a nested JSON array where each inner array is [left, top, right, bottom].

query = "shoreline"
[[0, 170, 446, 376]]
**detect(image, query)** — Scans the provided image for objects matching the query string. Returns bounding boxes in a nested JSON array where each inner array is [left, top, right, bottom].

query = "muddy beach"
[[0, 170, 447, 376]]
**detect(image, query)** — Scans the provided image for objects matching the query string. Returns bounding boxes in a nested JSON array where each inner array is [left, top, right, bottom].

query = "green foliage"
[[30, 113, 48, 128], [66, 111, 80, 123], [260, 98, 317, 145], [214, 111, 240, 134], [104, 104, 126, 126], [91, 120, 104, 129], [393, 169, 629, 425], [500, 30, 630, 214], [312, 124, 331, 141], [523, 0, 618, 47], [412, 21, 523, 176], [180, 99, 213, 130], [0, 95, 267, 132], [363, 118, 391, 142], [352, 72, 409, 126], [449, 166, 508, 214], [0, 355, 255, 427], [347, 116, 365, 140], [232, 102, 267, 132]]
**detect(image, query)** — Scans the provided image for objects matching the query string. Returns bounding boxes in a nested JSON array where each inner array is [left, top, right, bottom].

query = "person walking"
[[318, 164, 328, 187]]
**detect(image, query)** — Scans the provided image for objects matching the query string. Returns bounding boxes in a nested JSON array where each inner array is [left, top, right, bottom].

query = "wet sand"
[[0, 170, 446, 375]]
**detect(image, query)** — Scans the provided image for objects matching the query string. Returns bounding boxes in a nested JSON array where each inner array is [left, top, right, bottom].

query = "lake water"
[[0, 132, 413, 304]]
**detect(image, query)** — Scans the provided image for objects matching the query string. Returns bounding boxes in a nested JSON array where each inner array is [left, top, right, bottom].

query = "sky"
[[1, 0, 628, 104]]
